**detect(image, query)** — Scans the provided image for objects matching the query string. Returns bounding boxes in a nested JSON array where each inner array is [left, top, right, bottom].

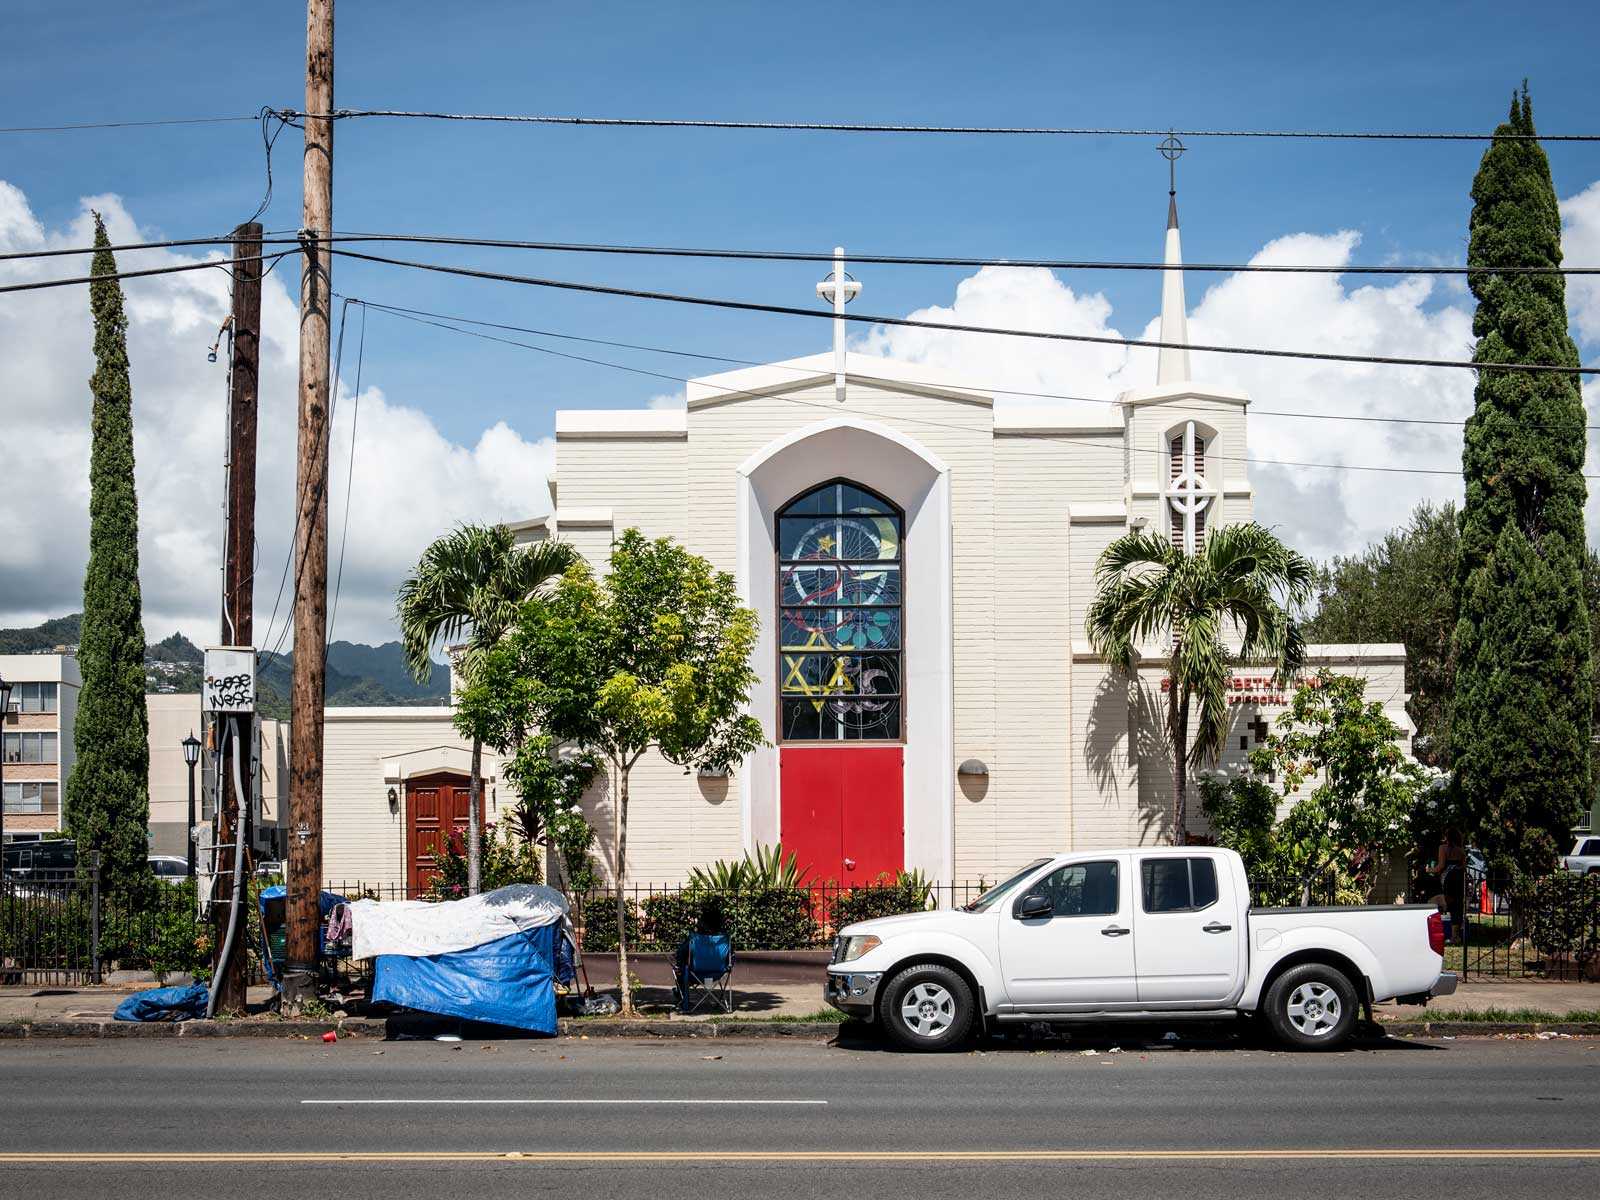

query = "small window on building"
[[1141, 857, 1220, 913], [1032, 860, 1120, 917], [2, 781, 52, 815], [18, 682, 58, 713], [3, 731, 57, 764]]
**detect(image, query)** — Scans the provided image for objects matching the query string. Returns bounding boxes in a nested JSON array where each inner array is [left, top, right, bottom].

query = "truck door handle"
[[1101, 925, 1131, 937], [1203, 922, 1232, 933]]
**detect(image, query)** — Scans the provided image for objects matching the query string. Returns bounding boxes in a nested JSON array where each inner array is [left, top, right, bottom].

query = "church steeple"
[[1156, 133, 1190, 387], [1157, 192, 1191, 386]]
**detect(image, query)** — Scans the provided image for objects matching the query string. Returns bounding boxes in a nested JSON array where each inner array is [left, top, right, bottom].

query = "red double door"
[[406, 772, 478, 898], [779, 747, 903, 887]]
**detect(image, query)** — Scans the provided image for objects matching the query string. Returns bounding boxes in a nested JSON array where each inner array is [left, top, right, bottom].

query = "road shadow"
[[830, 1018, 1445, 1055]]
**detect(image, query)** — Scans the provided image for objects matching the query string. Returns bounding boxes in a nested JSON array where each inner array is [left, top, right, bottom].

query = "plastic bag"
[[579, 994, 620, 1016]]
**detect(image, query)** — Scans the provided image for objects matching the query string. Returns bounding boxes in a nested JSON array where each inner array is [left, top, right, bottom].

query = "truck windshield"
[[963, 859, 1051, 912]]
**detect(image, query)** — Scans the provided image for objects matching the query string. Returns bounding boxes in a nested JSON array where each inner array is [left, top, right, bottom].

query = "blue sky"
[[2, 0, 1598, 643]]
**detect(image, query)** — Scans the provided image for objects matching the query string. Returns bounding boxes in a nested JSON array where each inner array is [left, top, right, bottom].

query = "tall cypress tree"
[[1452, 86, 1591, 876], [65, 213, 151, 895]]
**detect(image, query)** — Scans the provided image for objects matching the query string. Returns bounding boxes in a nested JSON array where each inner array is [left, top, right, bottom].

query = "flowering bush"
[[427, 821, 543, 900]]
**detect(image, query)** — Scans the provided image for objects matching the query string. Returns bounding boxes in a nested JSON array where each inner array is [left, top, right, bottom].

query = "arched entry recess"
[[736, 418, 953, 885]]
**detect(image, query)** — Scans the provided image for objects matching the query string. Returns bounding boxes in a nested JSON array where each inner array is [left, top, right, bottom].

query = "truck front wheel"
[[1262, 962, 1359, 1050], [878, 963, 974, 1052]]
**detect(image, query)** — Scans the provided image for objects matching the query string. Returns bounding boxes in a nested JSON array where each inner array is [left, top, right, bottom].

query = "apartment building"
[[0, 653, 80, 836]]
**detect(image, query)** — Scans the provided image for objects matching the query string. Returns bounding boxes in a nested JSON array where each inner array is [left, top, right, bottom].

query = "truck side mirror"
[[1015, 893, 1052, 921]]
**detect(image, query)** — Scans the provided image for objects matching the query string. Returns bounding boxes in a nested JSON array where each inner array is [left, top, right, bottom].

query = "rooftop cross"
[[815, 246, 861, 403], [1159, 130, 1186, 197]]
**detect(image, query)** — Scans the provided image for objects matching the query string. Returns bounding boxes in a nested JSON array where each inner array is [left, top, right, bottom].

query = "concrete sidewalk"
[[1373, 979, 1599, 1020]]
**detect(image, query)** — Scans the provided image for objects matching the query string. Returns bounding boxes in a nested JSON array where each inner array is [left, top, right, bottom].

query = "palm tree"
[[397, 524, 581, 894], [1085, 522, 1313, 844]]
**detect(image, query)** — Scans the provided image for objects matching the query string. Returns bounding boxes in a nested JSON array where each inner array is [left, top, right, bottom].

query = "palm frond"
[[396, 523, 582, 685]]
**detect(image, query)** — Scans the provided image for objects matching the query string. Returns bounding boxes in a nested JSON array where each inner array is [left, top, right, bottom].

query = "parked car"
[[1562, 837, 1600, 875], [825, 846, 1454, 1052], [148, 855, 191, 884]]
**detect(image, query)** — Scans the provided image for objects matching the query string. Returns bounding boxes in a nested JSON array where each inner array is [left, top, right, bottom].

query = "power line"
[[352, 297, 1600, 432], [0, 115, 259, 134], [261, 297, 351, 665], [8, 230, 1594, 278], [363, 299, 1594, 480], [0, 251, 299, 295], [326, 303, 368, 651], [302, 108, 1600, 142], [0, 234, 302, 262], [327, 246, 1600, 377], [317, 231, 1599, 277]]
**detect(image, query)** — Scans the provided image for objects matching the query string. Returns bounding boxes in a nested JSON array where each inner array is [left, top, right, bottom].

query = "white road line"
[[300, 1099, 829, 1106]]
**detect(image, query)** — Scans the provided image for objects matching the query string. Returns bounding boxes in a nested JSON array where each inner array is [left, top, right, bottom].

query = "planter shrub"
[[1521, 872, 1600, 970], [831, 872, 934, 929], [639, 887, 822, 951], [578, 892, 642, 953]]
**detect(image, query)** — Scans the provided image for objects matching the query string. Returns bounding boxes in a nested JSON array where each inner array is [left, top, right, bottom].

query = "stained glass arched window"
[[777, 480, 903, 741]]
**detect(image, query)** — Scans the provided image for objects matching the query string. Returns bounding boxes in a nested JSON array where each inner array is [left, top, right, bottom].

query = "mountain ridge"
[[0, 615, 450, 716]]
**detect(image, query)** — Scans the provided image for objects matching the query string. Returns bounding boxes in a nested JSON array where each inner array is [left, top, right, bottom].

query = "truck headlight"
[[835, 934, 881, 963]]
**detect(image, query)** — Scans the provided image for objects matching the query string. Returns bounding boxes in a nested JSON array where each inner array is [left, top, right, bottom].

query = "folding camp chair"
[[675, 932, 735, 1014]]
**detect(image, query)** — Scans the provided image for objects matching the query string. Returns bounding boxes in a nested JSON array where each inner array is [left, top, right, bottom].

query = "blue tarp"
[[373, 925, 558, 1033], [257, 885, 348, 987], [114, 983, 209, 1022]]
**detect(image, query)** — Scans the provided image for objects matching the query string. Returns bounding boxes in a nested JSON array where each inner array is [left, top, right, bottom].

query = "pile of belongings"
[[351, 884, 576, 1034], [114, 983, 209, 1022]]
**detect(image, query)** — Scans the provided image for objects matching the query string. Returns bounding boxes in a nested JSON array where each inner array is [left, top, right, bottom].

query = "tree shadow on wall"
[[1083, 671, 1173, 846]]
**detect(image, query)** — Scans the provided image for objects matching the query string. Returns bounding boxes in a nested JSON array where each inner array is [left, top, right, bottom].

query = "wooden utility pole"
[[283, 0, 334, 1013], [210, 220, 263, 1015]]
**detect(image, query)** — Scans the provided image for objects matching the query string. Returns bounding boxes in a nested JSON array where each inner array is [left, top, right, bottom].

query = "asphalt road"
[[2, 1031, 1597, 1199]]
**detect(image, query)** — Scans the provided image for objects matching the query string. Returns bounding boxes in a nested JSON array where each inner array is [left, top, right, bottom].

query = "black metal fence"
[[322, 879, 998, 952], [0, 855, 101, 984], [1460, 872, 1600, 982]]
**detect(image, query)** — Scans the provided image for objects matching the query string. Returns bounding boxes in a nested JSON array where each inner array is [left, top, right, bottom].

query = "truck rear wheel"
[[1263, 962, 1359, 1051], [878, 963, 974, 1052]]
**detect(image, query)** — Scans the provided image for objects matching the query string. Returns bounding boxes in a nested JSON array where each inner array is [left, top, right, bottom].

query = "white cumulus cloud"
[[0, 182, 551, 649], [858, 195, 1600, 561]]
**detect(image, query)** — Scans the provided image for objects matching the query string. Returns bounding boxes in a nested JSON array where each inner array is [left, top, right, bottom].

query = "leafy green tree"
[[1086, 523, 1313, 843], [1452, 85, 1591, 876], [1201, 673, 1424, 905], [466, 529, 764, 1014], [1302, 502, 1460, 766], [396, 524, 580, 893], [451, 670, 603, 894], [65, 213, 150, 897]]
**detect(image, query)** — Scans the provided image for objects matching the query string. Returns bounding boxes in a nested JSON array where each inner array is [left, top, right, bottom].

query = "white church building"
[[503, 195, 1412, 892], [314, 196, 1410, 896]]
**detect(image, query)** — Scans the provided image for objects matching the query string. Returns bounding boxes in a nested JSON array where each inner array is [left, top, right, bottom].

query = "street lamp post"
[[0, 671, 13, 874], [182, 731, 202, 879]]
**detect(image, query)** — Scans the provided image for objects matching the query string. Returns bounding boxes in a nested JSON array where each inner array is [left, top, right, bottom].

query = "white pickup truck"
[[825, 847, 1455, 1051]]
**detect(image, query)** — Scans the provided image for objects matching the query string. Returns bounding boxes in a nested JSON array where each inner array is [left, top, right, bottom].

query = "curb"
[[0, 1018, 388, 1039], [4, 1017, 1594, 1041], [0, 1018, 843, 1041]]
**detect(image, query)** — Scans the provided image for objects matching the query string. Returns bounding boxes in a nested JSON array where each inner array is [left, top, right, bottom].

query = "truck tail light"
[[1427, 911, 1445, 957]]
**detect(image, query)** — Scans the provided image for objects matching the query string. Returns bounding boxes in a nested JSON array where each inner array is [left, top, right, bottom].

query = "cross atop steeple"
[[816, 247, 861, 403], [1159, 130, 1185, 197]]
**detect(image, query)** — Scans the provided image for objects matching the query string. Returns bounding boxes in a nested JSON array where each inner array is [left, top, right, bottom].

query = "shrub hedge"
[[1521, 872, 1600, 968]]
